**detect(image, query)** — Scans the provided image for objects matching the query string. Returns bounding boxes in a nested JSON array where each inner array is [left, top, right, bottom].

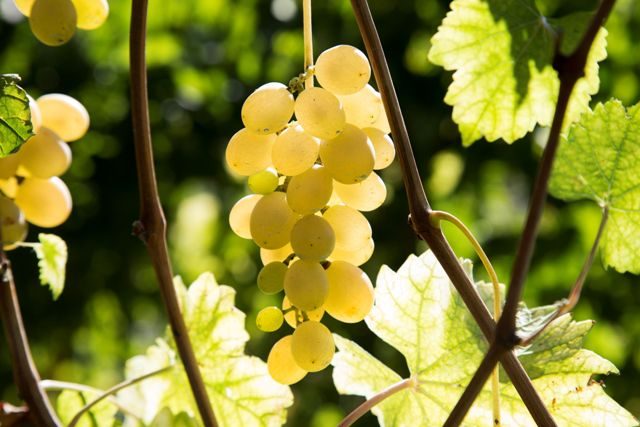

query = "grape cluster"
[[0, 94, 89, 249], [226, 45, 395, 385], [13, 0, 109, 46]]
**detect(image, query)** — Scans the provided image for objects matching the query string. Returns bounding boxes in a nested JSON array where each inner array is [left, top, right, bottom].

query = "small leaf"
[[56, 389, 117, 427], [34, 234, 68, 300], [0, 74, 33, 157], [550, 100, 640, 274]]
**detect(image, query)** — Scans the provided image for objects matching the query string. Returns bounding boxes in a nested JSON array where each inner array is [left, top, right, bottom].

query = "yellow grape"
[[0, 154, 20, 180], [0, 195, 28, 250], [241, 82, 294, 135], [370, 106, 391, 134], [315, 45, 371, 95], [228, 194, 262, 239], [28, 95, 42, 132], [272, 124, 319, 176], [294, 87, 345, 140], [291, 321, 335, 372], [260, 242, 293, 265], [256, 306, 284, 332], [333, 172, 386, 212], [338, 84, 382, 128], [71, 0, 109, 30], [257, 261, 287, 294], [0, 178, 19, 198], [29, 0, 77, 46], [290, 215, 335, 261], [267, 335, 307, 385], [37, 94, 89, 141], [284, 259, 327, 311], [18, 127, 72, 178], [283, 296, 324, 328], [250, 192, 297, 249], [286, 164, 332, 215], [319, 124, 374, 184], [322, 205, 371, 252], [15, 176, 72, 228], [248, 167, 279, 194], [14, 0, 35, 16], [225, 128, 275, 176], [363, 127, 395, 170], [329, 237, 374, 267], [325, 261, 374, 323]]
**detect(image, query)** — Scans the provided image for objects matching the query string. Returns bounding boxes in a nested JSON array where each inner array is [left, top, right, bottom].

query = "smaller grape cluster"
[[0, 94, 89, 249], [226, 45, 395, 385], [13, 0, 109, 46]]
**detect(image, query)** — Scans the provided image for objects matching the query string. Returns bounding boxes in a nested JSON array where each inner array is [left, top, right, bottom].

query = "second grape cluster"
[[226, 45, 395, 385]]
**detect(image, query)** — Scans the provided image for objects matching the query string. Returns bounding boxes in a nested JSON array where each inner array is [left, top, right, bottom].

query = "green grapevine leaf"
[[0, 74, 33, 157], [118, 272, 293, 426], [550, 100, 640, 274], [332, 251, 637, 426], [428, 1, 606, 145], [34, 233, 68, 300], [56, 389, 117, 427]]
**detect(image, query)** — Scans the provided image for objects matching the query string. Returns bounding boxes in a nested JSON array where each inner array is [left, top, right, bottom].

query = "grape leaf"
[[549, 100, 640, 274], [332, 251, 637, 426], [0, 74, 33, 157], [34, 234, 68, 300], [56, 389, 117, 427], [428, 0, 606, 145], [117, 272, 293, 427]]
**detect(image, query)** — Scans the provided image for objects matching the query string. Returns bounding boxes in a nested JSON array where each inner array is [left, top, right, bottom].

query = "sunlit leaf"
[[34, 233, 68, 300], [56, 389, 117, 427], [0, 74, 32, 157]]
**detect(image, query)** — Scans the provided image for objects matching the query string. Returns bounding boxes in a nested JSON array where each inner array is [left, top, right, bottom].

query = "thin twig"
[[303, 0, 314, 89], [129, 0, 217, 425]]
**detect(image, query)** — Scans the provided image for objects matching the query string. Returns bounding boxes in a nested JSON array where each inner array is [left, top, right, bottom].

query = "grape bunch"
[[226, 45, 395, 385], [13, 0, 109, 46], [0, 93, 89, 249]]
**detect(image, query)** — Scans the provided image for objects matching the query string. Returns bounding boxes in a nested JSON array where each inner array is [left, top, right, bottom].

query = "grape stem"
[[129, 0, 217, 425], [303, 0, 314, 89]]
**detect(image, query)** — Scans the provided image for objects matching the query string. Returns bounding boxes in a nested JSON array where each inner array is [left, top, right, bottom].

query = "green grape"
[[225, 128, 275, 176], [260, 242, 293, 265], [29, 0, 77, 46], [322, 205, 372, 252], [338, 84, 382, 128], [14, 0, 35, 16], [284, 259, 328, 311], [0, 195, 28, 250], [314, 45, 371, 95], [256, 306, 284, 332], [37, 94, 89, 141], [294, 87, 345, 140], [0, 154, 20, 180], [329, 237, 374, 267], [250, 192, 297, 249], [70, 0, 108, 30], [272, 124, 319, 176], [267, 335, 307, 385], [333, 172, 386, 211], [248, 167, 279, 194], [290, 215, 335, 261], [319, 124, 375, 184], [363, 127, 395, 170], [286, 165, 332, 215], [18, 127, 72, 179], [283, 296, 324, 328], [257, 261, 288, 294], [325, 261, 374, 323], [228, 194, 262, 239], [291, 321, 335, 372], [14, 176, 72, 228], [241, 82, 294, 135], [28, 95, 42, 132]]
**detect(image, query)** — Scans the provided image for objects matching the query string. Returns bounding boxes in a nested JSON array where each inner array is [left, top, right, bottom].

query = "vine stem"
[[350, 0, 554, 424], [302, 0, 314, 89], [129, 0, 217, 425]]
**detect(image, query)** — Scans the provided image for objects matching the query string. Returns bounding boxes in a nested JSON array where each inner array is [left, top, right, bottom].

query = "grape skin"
[[0, 196, 28, 250], [256, 306, 284, 332], [267, 336, 307, 385], [322, 205, 372, 252], [314, 45, 371, 95], [290, 215, 335, 262], [364, 127, 395, 170], [225, 129, 276, 176], [291, 321, 335, 372], [72, 0, 109, 30], [333, 172, 387, 212], [242, 83, 294, 135], [286, 165, 333, 215], [257, 262, 288, 295], [319, 124, 375, 184], [37, 94, 90, 141], [29, 0, 77, 46], [283, 259, 328, 311], [294, 87, 345, 140], [250, 192, 298, 249], [17, 127, 72, 179], [229, 194, 262, 239], [15, 176, 72, 228], [272, 124, 319, 176], [325, 261, 374, 323]]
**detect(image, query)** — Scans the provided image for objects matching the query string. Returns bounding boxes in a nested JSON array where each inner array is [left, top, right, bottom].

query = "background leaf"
[[0, 74, 32, 157], [56, 389, 117, 427], [34, 233, 68, 300]]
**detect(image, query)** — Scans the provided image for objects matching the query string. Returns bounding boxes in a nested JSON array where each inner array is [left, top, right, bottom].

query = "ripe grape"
[[363, 127, 395, 170], [241, 83, 294, 135], [370, 107, 391, 134], [291, 321, 335, 372], [290, 215, 335, 261], [322, 205, 372, 252], [228, 194, 262, 239], [267, 336, 307, 385], [283, 296, 324, 328], [260, 242, 293, 265], [256, 306, 284, 332], [257, 261, 287, 294], [29, 0, 77, 46], [286, 164, 332, 215], [333, 172, 386, 211], [314, 45, 371, 95], [272, 124, 319, 176], [13, 0, 35, 16], [17, 127, 72, 178], [225, 129, 275, 176], [319, 124, 374, 184], [294, 87, 345, 140], [0, 178, 19, 199], [325, 261, 374, 323], [14, 176, 72, 228], [71, 0, 109, 30], [28, 95, 42, 132], [329, 237, 374, 267], [250, 192, 297, 249], [0, 155, 20, 180], [338, 84, 382, 128], [0, 195, 28, 250], [284, 259, 328, 311], [248, 167, 279, 194], [37, 94, 89, 141]]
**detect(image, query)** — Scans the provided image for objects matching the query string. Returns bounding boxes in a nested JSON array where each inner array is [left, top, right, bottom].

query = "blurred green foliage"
[[0, 0, 639, 424]]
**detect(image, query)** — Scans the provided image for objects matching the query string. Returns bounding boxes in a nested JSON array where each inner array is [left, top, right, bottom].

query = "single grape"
[[13, 0, 35, 16], [314, 45, 371, 95], [248, 167, 279, 194], [28, 95, 42, 132], [283, 296, 324, 328], [228, 194, 262, 239], [284, 259, 328, 311], [291, 321, 335, 372], [294, 87, 345, 140], [267, 335, 307, 385], [0, 178, 19, 199], [0, 154, 20, 180], [363, 127, 395, 170], [17, 127, 72, 179], [272, 124, 319, 176], [257, 262, 288, 294], [322, 205, 372, 252], [241, 82, 294, 135], [71, 0, 109, 30], [319, 124, 374, 184], [14, 176, 72, 228], [333, 172, 386, 211], [256, 306, 284, 332], [338, 84, 382, 128], [290, 215, 335, 261], [325, 261, 374, 323], [286, 164, 332, 215], [0, 195, 28, 250], [260, 242, 294, 265], [29, 0, 77, 46], [225, 128, 275, 176], [37, 94, 89, 141], [250, 192, 297, 249], [329, 237, 374, 267], [370, 107, 391, 134]]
